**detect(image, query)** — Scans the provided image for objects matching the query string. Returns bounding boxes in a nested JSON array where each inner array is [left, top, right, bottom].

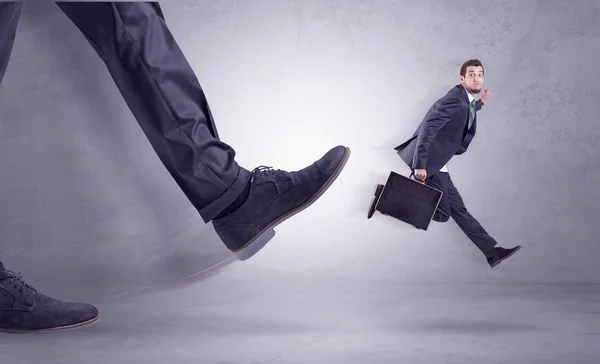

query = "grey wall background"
[[1, 0, 599, 301]]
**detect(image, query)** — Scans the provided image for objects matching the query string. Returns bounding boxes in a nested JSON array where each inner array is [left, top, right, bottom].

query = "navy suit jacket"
[[394, 85, 483, 177]]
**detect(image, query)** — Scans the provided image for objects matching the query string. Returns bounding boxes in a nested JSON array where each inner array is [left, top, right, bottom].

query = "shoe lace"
[[251, 165, 277, 176], [1, 271, 37, 295]]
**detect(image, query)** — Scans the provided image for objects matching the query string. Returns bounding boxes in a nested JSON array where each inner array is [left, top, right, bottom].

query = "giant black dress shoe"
[[0, 264, 99, 333], [212, 145, 351, 261]]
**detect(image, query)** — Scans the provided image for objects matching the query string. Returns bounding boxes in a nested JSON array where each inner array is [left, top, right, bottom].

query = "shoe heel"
[[234, 228, 276, 261]]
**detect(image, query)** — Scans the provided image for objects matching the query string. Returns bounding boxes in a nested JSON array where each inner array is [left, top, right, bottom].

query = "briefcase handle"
[[409, 170, 425, 184]]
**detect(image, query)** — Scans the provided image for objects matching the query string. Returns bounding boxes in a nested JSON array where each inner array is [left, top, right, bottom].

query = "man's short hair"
[[460, 59, 484, 77]]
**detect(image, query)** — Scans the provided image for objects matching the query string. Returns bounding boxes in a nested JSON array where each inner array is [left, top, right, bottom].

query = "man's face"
[[460, 65, 484, 94]]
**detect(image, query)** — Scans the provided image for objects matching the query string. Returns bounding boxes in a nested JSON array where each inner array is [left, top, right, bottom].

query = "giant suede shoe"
[[213, 145, 351, 260], [0, 264, 99, 332]]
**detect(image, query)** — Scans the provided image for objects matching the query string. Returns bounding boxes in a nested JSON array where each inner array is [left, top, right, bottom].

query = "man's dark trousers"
[[425, 171, 497, 256], [0, 1, 251, 227]]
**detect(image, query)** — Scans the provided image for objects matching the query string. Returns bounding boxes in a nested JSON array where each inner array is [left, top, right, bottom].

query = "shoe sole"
[[0, 314, 99, 333], [233, 146, 352, 261], [490, 246, 521, 268]]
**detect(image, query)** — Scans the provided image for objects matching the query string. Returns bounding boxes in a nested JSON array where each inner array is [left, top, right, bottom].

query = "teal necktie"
[[468, 100, 476, 129]]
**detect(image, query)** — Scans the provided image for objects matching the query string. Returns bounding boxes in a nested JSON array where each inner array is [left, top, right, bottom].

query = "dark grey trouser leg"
[[427, 172, 497, 256], [426, 173, 451, 223], [0, 2, 23, 269], [0, 1, 23, 85], [55, 1, 251, 223]]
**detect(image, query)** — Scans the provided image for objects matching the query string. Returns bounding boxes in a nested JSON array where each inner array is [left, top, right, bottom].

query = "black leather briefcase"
[[367, 171, 443, 230]]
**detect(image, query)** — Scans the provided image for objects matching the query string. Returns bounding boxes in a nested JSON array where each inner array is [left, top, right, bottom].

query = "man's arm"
[[475, 99, 483, 111], [413, 97, 460, 170], [476, 88, 490, 111]]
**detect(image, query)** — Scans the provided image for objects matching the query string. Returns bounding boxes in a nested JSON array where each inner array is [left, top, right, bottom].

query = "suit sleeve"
[[475, 99, 483, 111], [413, 97, 460, 170]]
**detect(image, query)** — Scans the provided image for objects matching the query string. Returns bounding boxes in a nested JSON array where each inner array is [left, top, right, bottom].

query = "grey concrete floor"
[[1, 261, 597, 364]]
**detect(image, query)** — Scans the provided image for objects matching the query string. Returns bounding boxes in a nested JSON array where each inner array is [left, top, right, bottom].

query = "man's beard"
[[468, 86, 481, 94]]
